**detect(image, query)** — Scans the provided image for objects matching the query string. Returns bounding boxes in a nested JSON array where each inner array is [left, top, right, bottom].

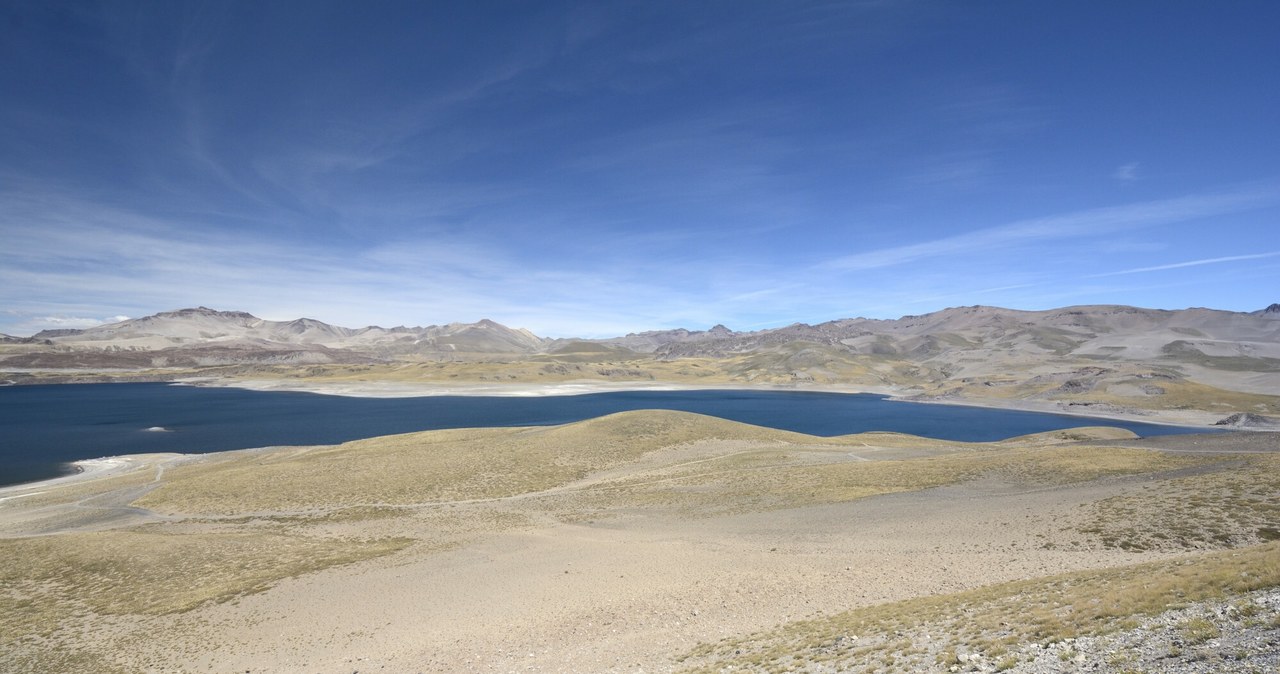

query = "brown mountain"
[[1, 308, 548, 370], [2, 305, 1278, 421]]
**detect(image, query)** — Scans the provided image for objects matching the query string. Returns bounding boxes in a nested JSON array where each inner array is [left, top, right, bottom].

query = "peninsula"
[[4, 303, 1279, 428], [2, 303, 1278, 672]]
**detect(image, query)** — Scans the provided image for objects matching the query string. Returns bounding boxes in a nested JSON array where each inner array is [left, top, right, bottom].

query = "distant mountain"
[[0, 333, 50, 345], [0, 307, 549, 369], [34, 307, 546, 352], [3, 305, 1278, 406], [617, 305, 1280, 362], [30, 328, 85, 339], [1252, 303, 1280, 317], [576, 304, 1280, 402]]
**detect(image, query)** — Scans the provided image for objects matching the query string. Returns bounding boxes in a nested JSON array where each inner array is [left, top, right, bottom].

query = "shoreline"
[[174, 376, 902, 398], [0, 378, 1241, 497], [0, 453, 182, 501], [884, 393, 1233, 430], [0, 447, 289, 500], [3, 373, 1259, 430], [183, 376, 1228, 429]]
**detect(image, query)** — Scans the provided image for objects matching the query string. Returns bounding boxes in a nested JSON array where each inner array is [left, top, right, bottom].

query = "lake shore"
[[887, 393, 1233, 429], [3, 409, 1273, 673], [3, 381, 1224, 496], [175, 376, 900, 398], [180, 375, 1228, 429], [0, 453, 179, 502]]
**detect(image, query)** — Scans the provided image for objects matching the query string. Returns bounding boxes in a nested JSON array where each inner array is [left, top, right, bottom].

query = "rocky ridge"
[[3, 307, 548, 368], [3, 305, 1279, 415], [1214, 412, 1280, 428]]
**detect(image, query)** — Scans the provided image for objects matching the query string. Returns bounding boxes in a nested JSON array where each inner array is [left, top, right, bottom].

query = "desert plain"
[[2, 304, 1279, 673], [2, 408, 1278, 673]]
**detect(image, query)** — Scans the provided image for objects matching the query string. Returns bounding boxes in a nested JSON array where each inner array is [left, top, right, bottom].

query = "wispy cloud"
[[5, 4, 1280, 335], [1089, 251, 1280, 278], [1112, 162, 1139, 181], [821, 185, 1279, 272], [4, 314, 132, 334], [0, 183, 740, 337], [901, 152, 992, 190]]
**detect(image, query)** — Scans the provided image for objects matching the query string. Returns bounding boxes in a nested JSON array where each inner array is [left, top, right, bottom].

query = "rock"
[[1213, 413, 1279, 428]]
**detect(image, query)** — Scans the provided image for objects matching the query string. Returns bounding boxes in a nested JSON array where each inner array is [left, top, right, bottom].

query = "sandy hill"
[[1, 410, 1276, 672]]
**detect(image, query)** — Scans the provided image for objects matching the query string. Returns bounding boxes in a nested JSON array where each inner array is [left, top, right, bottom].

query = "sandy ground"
[[111, 475, 1171, 674], [2, 388, 1271, 673], [3, 431, 1223, 674], [179, 376, 1228, 429], [0, 454, 173, 502], [891, 392, 1233, 428], [175, 376, 897, 398]]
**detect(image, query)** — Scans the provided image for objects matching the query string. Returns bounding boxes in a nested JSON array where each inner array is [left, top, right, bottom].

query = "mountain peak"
[[156, 307, 258, 320], [32, 328, 86, 339]]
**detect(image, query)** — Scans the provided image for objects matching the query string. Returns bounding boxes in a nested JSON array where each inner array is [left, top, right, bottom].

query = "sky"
[[2, 1, 1278, 337]]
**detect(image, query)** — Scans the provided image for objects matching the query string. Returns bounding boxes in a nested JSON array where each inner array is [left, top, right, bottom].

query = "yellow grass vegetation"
[[679, 542, 1280, 673]]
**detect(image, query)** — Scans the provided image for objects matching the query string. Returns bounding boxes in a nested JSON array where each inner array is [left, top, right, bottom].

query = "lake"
[[0, 383, 1214, 488]]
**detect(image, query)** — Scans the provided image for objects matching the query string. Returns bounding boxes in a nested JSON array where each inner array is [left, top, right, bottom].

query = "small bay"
[[0, 383, 1212, 488]]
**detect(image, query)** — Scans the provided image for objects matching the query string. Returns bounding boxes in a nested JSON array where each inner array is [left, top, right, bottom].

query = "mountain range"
[[3, 304, 1278, 422]]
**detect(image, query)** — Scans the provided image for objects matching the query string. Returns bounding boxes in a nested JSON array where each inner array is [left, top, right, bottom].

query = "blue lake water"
[[0, 383, 1214, 488]]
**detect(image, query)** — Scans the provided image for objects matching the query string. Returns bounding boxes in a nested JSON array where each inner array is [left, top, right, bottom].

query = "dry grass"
[[127, 410, 1219, 523], [0, 527, 411, 673], [1079, 380, 1280, 416], [10, 335, 1280, 423], [563, 439, 1215, 517], [133, 411, 823, 515], [0, 530, 412, 618], [5, 468, 159, 510], [220, 356, 853, 387], [2, 410, 1265, 673], [1080, 453, 1280, 552], [922, 366, 1280, 418], [678, 542, 1280, 673]]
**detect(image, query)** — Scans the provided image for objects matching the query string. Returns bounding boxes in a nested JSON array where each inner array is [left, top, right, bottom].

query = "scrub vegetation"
[[1, 410, 1275, 672], [677, 542, 1280, 673]]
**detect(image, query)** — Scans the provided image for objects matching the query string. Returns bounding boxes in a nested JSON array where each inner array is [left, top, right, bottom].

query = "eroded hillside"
[[3, 304, 1279, 424]]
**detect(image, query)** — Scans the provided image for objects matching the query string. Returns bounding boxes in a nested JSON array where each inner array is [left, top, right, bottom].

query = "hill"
[[1, 410, 1276, 672], [3, 303, 1278, 423]]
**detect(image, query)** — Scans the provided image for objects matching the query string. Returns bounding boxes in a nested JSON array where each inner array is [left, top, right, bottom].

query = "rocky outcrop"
[[1213, 413, 1280, 428], [0, 334, 51, 345], [4, 305, 1280, 398], [1253, 302, 1280, 317], [14, 309, 549, 356], [30, 328, 85, 339]]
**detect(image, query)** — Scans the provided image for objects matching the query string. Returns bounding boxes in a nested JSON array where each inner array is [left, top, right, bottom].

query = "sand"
[[175, 376, 896, 398], [0, 453, 170, 501], [6, 410, 1269, 673], [177, 376, 1230, 430], [891, 392, 1231, 428], [145, 479, 1162, 673]]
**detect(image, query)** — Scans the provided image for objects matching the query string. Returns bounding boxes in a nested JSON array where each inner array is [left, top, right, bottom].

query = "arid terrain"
[[3, 303, 1280, 429], [3, 303, 1279, 672], [1, 410, 1277, 673], [6, 0, 1278, 670]]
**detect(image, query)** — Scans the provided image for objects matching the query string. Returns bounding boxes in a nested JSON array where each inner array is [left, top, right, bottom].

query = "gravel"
[[985, 588, 1280, 674]]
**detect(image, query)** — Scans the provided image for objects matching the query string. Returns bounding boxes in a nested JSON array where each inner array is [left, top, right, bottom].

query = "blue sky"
[[2, 1, 1278, 337]]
